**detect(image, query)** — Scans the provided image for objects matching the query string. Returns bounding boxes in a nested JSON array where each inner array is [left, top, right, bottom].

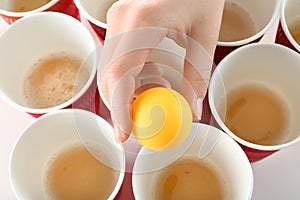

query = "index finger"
[[98, 28, 167, 141]]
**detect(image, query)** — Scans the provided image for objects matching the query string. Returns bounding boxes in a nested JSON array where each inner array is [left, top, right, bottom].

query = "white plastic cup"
[[74, 0, 118, 39], [0, 12, 97, 117], [132, 123, 253, 200], [275, 0, 300, 52], [9, 109, 125, 200], [74, 0, 117, 29], [209, 43, 300, 162], [0, 0, 79, 24], [215, 0, 281, 64]]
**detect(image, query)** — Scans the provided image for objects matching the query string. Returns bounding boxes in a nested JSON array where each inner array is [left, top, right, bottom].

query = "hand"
[[99, 0, 225, 142]]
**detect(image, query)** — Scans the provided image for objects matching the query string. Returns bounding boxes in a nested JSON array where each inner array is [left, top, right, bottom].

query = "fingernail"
[[114, 124, 129, 143], [196, 98, 203, 120], [113, 125, 123, 143]]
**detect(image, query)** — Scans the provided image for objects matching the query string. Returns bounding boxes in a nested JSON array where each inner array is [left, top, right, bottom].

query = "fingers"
[[108, 60, 171, 143], [109, 61, 170, 143], [180, 36, 213, 121], [113, 121, 130, 143], [100, 0, 225, 142], [180, 5, 223, 120], [164, 29, 214, 120], [135, 62, 171, 96], [109, 63, 140, 138], [99, 29, 167, 143], [182, 59, 210, 120], [136, 62, 164, 79]]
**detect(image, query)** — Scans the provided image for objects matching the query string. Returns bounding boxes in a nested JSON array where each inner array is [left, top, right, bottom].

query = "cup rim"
[[0, 12, 97, 114], [0, 0, 60, 17], [209, 43, 300, 151], [217, 0, 281, 47], [132, 123, 253, 200], [280, 0, 300, 52], [9, 109, 126, 200], [73, 0, 108, 29]]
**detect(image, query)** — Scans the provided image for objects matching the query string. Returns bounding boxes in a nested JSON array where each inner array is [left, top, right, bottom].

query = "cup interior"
[[9, 109, 125, 199], [0, 0, 59, 16], [74, 0, 118, 29], [281, 0, 300, 51], [0, 12, 97, 113], [209, 43, 300, 150], [218, 0, 281, 45], [132, 123, 253, 200]]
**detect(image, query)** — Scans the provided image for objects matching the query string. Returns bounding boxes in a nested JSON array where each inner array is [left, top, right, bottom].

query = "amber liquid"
[[219, 2, 256, 42], [155, 158, 226, 200], [9, 0, 51, 12], [289, 19, 300, 46], [24, 52, 89, 108], [225, 83, 289, 145], [45, 144, 118, 200]]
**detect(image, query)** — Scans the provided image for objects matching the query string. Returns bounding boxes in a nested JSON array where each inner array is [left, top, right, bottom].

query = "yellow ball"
[[132, 87, 192, 150]]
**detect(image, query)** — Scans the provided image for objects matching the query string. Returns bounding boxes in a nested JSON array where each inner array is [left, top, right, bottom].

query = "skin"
[[99, 0, 225, 142]]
